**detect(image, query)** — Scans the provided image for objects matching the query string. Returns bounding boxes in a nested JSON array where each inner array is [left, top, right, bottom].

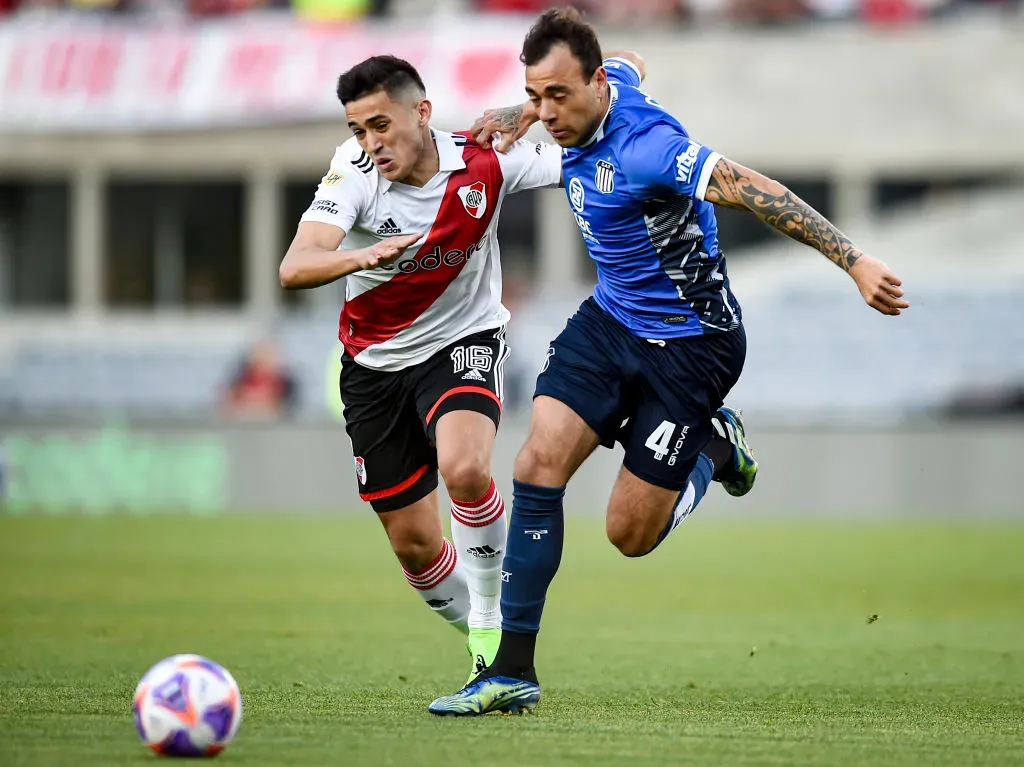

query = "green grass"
[[1, 515, 1023, 766]]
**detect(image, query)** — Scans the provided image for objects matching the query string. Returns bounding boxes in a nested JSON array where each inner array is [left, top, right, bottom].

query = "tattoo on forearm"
[[491, 105, 524, 132], [706, 161, 861, 272]]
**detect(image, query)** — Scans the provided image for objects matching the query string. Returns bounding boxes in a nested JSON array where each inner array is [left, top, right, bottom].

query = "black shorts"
[[534, 297, 746, 491], [340, 326, 509, 512]]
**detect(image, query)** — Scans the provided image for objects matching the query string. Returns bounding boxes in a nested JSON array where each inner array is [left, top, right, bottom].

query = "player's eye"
[[553, 94, 567, 103]]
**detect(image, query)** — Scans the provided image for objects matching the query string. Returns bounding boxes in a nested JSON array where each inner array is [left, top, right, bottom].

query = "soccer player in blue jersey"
[[429, 8, 909, 717]]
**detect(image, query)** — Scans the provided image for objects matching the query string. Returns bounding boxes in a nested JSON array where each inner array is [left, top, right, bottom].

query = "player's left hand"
[[849, 256, 909, 316], [470, 101, 539, 153]]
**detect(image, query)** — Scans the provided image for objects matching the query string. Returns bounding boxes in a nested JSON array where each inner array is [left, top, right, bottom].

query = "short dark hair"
[[521, 7, 602, 81], [336, 55, 426, 106]]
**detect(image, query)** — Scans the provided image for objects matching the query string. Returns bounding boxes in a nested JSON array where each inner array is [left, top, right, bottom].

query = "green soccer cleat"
[[465, 628, 501, 686], [712, 406, 758, 497], [428, 675, 540, 717]]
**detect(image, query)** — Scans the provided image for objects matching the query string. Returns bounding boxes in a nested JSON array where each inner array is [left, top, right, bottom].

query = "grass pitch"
[[1, 515, 1023, 766]]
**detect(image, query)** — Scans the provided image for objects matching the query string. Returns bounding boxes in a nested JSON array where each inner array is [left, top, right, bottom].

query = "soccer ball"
[[132, 654, 242, 757]]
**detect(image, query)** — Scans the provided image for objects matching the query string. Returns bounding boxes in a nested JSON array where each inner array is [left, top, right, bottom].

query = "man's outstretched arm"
[[704, 157, 910, 316]]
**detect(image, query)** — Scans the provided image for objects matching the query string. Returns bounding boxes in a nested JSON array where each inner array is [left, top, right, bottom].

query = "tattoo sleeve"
[[704, 157, 861, 272]]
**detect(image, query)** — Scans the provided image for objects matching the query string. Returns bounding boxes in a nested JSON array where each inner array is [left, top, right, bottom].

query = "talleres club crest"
[[458, 181, 487, 219]]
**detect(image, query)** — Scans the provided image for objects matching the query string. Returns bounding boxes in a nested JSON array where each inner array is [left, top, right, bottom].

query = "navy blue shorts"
[[534, 297, 746, 491]]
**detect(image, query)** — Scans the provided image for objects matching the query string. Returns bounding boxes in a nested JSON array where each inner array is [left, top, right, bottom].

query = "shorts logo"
[[322, 170, 344, 186], [458, 181, 487, 219], [541, 347, 555, 373], [595, 160, 615, 194], [569, 177, 585, 212], [353, 456, 367, 485]]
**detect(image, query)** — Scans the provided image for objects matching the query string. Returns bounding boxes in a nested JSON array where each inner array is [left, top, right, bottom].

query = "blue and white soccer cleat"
[[428, 676, 540, 717], [712, 406, 758, 497]]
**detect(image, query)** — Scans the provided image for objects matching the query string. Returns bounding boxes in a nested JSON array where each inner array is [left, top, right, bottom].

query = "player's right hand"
[[471, 101, 539, 153], [357, 233, 424, 270]]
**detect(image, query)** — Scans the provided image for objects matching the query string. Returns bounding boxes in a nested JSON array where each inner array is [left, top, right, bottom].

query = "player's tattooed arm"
[[705, 157, 910, 315], [704, 157, 860, 271], [471, 102, 538, 152]]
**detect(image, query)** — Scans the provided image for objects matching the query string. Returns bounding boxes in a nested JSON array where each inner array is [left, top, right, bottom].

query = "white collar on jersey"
[[377, 129, 466, 193], [579, 83, 619, 150]]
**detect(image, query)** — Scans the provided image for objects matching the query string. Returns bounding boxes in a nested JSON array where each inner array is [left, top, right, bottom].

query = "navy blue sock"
[[491, 480, 565, 675], [649, 453, 714, 553]]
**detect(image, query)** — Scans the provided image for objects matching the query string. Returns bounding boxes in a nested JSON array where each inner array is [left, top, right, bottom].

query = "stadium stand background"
[[0, 2, 1022, 514]]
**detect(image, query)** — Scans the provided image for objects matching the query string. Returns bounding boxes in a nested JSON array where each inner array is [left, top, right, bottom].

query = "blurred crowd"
[[0, 0, 1019, 25]]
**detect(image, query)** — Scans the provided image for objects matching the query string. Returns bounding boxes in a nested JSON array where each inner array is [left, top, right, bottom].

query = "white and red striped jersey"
[[300, 129, 563, 371]]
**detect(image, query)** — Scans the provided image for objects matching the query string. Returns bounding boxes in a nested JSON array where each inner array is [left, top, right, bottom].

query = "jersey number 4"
[[645, 420, 689, 466], [645, 420, 675, 461]]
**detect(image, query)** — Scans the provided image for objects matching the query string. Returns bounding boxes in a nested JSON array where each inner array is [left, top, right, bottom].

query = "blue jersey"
[[561, 58, 742, 339]]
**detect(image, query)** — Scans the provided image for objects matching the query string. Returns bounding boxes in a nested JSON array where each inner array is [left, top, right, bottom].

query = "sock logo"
[[466, 545, 501, 558], [425, 597, 454, 609], [524, 529, 548, 540], [500, 571, 510, 582]]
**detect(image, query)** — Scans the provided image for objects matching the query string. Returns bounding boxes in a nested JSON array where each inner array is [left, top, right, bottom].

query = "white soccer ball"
[[132, 654, 242, 757]]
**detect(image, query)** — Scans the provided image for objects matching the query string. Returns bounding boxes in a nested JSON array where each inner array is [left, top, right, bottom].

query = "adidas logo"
[[376, 218, 402, 236], [466, 545, 501, 559], [461, 369, 486, 382]]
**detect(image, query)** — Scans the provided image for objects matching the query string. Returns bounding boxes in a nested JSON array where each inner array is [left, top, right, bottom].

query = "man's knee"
[[389, 528, 441, 573], [606, 518, 655, 558], [605, 503, 665, 558], [381, 507, 442, 572], [513, 439, 566, 485], [439, 452, 491, 501]]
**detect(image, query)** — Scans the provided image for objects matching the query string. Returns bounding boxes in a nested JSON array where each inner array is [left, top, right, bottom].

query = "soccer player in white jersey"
[[278, 56, 563, 682], [429, 9, 909, 715]]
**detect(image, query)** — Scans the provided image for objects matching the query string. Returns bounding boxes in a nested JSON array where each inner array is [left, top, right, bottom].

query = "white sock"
[[670, 481, 697, 531], [402, 538, 469, 634], [450, 478, 506, 630]]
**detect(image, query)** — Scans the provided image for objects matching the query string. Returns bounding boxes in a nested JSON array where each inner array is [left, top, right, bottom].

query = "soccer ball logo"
[[133, 654, 242, 757]]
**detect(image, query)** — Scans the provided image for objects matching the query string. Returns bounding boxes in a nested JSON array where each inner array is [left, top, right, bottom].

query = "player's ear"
[[417, 99, 432, 127], [591, 66, 608, 90]]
